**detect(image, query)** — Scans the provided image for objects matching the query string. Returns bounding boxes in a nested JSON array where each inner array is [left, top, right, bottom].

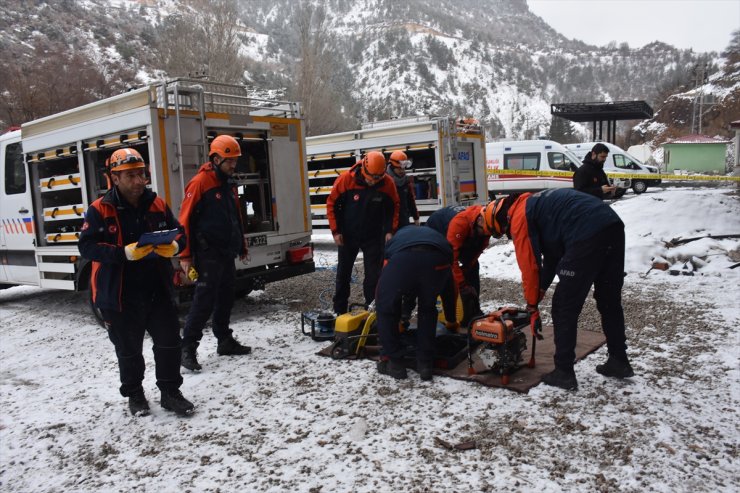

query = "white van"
[[485, 139, 630, 198], [564, 142, 661, 194]]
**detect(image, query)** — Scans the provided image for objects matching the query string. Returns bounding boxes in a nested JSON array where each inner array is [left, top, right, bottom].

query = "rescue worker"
[[425, 203, 495, 329], [487, 188, 634, 391], [386, 150, 420, 326], [326, 151, 400, 314], [179, 135, 252, 372], [79, 148, 195, 417], [386, 150, 420, 228], [573, 142, 616, 199], [375, 226, 452, 381]]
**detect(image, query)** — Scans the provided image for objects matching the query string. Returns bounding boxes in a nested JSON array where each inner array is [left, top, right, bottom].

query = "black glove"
[[527, 304, 543, 340]]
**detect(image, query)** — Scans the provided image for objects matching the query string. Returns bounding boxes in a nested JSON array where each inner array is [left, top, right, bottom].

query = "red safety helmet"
[[361, 151, 387, 183], [210, 135, 242, 159], [106, 148, 146, 172]]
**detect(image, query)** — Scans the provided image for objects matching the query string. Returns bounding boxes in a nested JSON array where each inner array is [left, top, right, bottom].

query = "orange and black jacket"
[[79, 188, 185, 312], [326, 163, 400, 241], [425, 205, 489, 287], [507, 189, 624, 306], [179, 162, 247, 259]]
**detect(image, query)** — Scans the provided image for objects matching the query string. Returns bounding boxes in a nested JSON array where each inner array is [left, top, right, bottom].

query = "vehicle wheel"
[[613, 188, 626, 198], [88, 289, 106, 328], [632, 181, 647, 194]]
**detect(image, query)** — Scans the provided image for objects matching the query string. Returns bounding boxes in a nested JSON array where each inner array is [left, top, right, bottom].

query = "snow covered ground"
[[1, 186, 738, 492]]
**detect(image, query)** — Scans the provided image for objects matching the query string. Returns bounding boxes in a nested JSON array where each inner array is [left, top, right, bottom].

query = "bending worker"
[[425, 202, 498, 329], [79, 148, 195, 417], [485, 188, 634, 391], [375, 225, 452, 381], [178, 135, 252, 372], [326, 151, 400, 314]]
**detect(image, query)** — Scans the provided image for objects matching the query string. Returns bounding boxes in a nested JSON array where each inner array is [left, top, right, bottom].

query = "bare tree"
[[291, 2, 354, 135], [155, 0, 247, 83], [0, 44, 137, 127]]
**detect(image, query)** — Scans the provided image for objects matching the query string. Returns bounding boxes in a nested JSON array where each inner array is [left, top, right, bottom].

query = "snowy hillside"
[[0, 0, 721, 140]]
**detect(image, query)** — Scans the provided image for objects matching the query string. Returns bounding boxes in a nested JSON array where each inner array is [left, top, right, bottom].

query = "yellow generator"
[[329, 303, 377, 359]]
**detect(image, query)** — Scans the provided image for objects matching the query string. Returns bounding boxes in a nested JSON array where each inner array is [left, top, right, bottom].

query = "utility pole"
[[691, 63, 710, 134]]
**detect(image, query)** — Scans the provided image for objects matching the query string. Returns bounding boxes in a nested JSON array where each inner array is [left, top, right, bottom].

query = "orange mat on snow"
[[318, 325, 605, 393]]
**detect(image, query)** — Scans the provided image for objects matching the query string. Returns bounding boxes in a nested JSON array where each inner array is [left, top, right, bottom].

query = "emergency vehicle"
[[305, 116, 488, 228], [0, 78, 315, 313], [486, 139, 631, 198]]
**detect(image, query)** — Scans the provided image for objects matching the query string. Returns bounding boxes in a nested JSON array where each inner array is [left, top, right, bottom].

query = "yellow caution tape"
[[486, 169, 740, 182]]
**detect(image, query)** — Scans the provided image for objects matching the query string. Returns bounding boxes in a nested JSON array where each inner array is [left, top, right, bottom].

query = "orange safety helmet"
[[480, 198, 506, 237], [361, 151, 387, 182], [210, 135, 242, 159], [388, 150, 409, 168], [106, 148, 146, 172]]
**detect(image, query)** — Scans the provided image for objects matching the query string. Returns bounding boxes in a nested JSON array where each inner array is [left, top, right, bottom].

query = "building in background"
[[661, 135, 731, 174]]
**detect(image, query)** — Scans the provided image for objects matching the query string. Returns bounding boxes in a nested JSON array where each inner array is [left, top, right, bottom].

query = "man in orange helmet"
[[386, 150, 419, 228], [179, 134, 251, 372], [485, 189, 633, 391], [326, 151, 400, 314], [79, 148, 195, 417], [426, 202, 498, 328]]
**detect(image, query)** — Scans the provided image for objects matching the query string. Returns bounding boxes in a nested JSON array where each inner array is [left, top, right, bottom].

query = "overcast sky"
[[527, 0, 739, 53]]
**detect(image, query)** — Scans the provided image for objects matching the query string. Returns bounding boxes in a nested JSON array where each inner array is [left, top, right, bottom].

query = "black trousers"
[[333, 236, 384, 314], [182, 250, 236, 347], [376, 248, 451, 362], [102, 288, 183, 397], [551, 223, 627, 370]]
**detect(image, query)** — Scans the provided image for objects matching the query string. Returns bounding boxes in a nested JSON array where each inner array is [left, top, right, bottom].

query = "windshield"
[[564, 149, 582, 167]]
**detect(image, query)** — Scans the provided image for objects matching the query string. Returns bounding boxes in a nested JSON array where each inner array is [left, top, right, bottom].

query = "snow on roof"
[[664, 134, 731, 144], [730, 120, 740, 128]]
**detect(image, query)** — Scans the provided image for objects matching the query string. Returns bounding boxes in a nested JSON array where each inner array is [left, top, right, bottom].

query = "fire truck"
[[306, 116, 488, 228], [0, 79, 315, 315]]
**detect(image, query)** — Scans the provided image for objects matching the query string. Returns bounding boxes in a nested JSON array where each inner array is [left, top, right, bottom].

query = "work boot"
[[417, 361, 434, 382], [217, 336, 252, 356], [181, 344, 202, 372], [542, 367, 578, 391], [160, 389, 195, 416], [376, 358, 408, 380], [128, 390, 150, 417], [596, 355, 635, 379]]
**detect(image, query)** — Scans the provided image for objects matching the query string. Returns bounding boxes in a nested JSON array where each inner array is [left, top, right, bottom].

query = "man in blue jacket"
[[79, 148, 195, 417], [375, 226, 452, 381]]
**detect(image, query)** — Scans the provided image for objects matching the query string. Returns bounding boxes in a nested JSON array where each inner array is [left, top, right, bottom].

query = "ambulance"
[[306, 116, 488, 228], [0, 79, 315, 316]]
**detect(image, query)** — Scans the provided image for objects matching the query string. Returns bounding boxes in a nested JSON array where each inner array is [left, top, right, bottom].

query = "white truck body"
[[0, 79, 314, 299], [306, 116, 487, 228], [565, 142, 661, 194]]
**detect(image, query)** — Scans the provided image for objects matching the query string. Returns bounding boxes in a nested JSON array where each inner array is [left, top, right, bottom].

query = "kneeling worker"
[[376, 226, 452, 381]]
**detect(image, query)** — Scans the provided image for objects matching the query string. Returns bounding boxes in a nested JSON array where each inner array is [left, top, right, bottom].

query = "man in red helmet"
[[326, 151, 400, 314], [179, 134, 251, 372], [79, 148, 195, 417]]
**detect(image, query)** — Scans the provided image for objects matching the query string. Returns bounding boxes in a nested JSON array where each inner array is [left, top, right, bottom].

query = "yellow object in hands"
[[124, 243, 154, 261], [154, 241, 179, 258], [187, 266, 199, 282]]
